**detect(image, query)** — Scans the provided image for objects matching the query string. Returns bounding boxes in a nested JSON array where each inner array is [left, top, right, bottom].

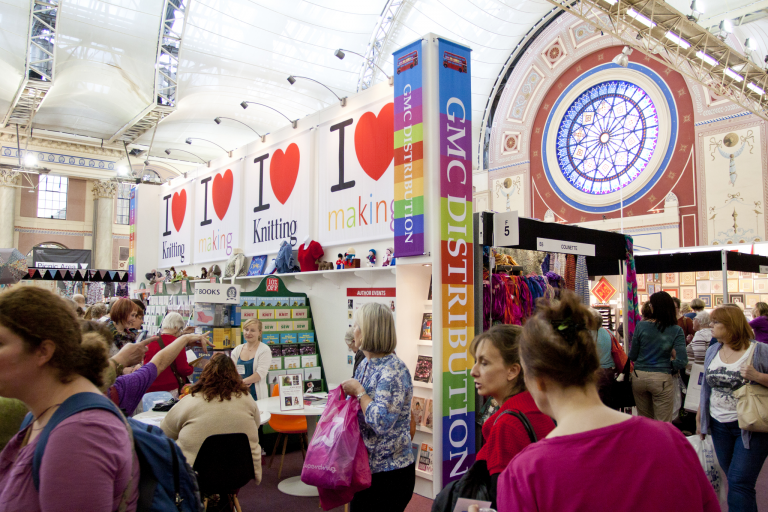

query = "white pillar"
[[92, 180, 117, 269], [0, 170, 20, 249]]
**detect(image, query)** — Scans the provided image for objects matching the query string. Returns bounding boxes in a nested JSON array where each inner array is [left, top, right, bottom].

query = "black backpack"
[[431, 410, 537, 512]]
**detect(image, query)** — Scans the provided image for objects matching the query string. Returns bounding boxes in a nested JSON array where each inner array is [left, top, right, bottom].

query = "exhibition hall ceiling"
[[0, 0, 766, 167]]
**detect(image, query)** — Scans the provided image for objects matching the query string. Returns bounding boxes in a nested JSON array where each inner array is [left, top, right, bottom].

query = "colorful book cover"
[[418, 443, 433, 473], [414, 355, 433, 383], [419, 313, 432, 340], [247, 255, 267, 276], [299, 343, 316, 355], [423, 399, 433, 429], [411, 396, 426, 426]]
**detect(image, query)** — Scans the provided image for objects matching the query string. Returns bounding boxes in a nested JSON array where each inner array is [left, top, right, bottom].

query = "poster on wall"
[[393, 39, 425, 257], [318, 97, 395, 246], [437, 38, 475, 486], [243, 131, 311, 256], [159, 180, 193, 267], [194, 160, 243, 264], [346, 288, 396, 368]]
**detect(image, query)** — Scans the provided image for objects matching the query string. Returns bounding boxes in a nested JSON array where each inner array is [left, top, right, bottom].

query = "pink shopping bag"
[[301, 387, 371, 508]]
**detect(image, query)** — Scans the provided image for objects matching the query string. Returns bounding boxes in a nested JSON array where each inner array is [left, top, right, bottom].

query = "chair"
[[193, 433, 255, 512], [141, 391, 173, 412], [269, 383, 308, 479]]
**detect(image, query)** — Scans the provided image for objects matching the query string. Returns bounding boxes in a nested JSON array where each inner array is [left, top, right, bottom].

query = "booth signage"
[[193, 283, 241, 304], [159, 180, 193, 267], [194, 161, 243, 264], [32, 248, 91, 269], [536, 238, 595, 256], [128, 186, 137, 282], [760, 265, 768, 274], [436, 37, 475, 485], [393, 39, 426, 257], [493, 211, 519, 246], [317, 97, 395, 246]]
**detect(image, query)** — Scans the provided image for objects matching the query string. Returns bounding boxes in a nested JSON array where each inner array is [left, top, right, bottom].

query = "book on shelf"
[[419, 313, 432, 340], [414, 355, 433, 383], [418, 443, 433, 474], [411, 396, 426, 426], [423, 398, 433, 429]]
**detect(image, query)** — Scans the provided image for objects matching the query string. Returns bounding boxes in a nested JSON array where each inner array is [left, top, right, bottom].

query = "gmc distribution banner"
[[393, 40, 425, 257], [437, 39, 475, 486], [129, 186, 137, 282]]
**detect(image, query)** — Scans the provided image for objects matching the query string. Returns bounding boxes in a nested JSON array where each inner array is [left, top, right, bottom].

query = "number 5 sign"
[[493, 211, 519, 246]]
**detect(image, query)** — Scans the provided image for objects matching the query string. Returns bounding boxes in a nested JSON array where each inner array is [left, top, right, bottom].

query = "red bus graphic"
[[443, 51, 467, 73], [397, 51, 418, 74]]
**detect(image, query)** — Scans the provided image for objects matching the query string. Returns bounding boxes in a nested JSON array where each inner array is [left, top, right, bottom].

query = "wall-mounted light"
[[287, 75, 347, 107], [612, 46, 633, 67], [718, 19, 733, 41], [164, 148, 211, 167], [335, 48, 394, 86], [688, 0, 704, 22], [185, 137, 233, 158], [240, 101, 298, 129], [214, 117, 266, 143], [745, 37, 758, 53]]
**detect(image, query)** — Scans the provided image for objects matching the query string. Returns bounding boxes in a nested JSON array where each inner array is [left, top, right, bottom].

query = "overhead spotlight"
[[636, 33, 643, 41], [116, 166, 128, 176], [333, 48, 393, 85], [718, 19, 733, 40], [287, 75, 297, 85], [165, 149, 172, 155], [24, 153, 37, 166], [185, 137, 233, 157], [286, 75, 347, 106], [144, 160, 150, 165], [240, 101, 298, 129], [185, 137, 192, 145], [612, 46, 633, 67], [745, 37, 758, 53], [214, 117, 222, 124], [214, 116, 266, 142], [334, 49, 345, 60], [688, 0, 704, 21], [164, 148, 209, 166]]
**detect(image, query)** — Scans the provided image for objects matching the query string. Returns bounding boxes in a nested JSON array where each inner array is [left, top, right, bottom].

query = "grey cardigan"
[[700, 341, 768, 448]]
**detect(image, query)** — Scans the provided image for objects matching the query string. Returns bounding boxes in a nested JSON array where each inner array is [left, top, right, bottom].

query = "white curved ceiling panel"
[[33, 0, 163, 138], [0, 0, 30, 122], [665, 0, 768, 29]]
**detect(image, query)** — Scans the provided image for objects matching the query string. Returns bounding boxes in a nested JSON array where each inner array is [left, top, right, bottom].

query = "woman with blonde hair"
[[230, 318, 271, 400], [341, 302, 415, 512]]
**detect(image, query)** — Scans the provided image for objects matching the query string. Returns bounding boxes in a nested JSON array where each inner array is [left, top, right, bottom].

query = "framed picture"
[[712, 281, 724, 294], [698, 295, 712, 308], [697, 280, 711, 294], [747, 294, 761, 308], [636, 274, 646, 291], [740, 279, 754, 293], [727, 279, 739, 292], [680, 286, 696, 302], [654, 273, 661, 282], [663, 273, 679, 286], [419, 313, 433, 340], [755, 279, 768, 293], [663, 288, 679, 298], [680, 272, 695, 286], [731, 293, 745, 305], [758, 274, 768, 279], [727, 270, 738, 278], [711, 271, 723, 280], [647, 284, 656, 295], [740, 271, 753, 279], [640, 294, 649, 303], [762, 294, 768, 303], [696, 271, 709, 280], [714, 294, 724, 306]]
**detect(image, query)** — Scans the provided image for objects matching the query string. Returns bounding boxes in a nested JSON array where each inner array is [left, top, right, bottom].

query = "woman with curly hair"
[[160, 353, 262, 483]]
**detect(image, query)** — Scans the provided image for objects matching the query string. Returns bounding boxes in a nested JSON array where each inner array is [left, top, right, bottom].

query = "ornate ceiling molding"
[[0, 169, 20, 187], [0, 133, 123, 158]]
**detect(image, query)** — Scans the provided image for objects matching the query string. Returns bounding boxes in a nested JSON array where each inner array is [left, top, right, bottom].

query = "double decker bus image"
[[443, 51, 467, 73], [397, 51, 418, 74]]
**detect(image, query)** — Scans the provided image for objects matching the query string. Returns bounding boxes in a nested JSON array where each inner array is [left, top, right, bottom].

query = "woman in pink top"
[[0, 287, 139, 512], [496, 292, 719, 512]]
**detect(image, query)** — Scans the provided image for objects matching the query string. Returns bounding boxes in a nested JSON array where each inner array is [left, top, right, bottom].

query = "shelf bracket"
[[322, 272, 345, 289]]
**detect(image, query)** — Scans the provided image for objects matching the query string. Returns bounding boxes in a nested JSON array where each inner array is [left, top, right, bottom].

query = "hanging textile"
[[87, 281, 105, 304], [116, 282, 129, 298], [499, 248, 545, 276], [564, 255, 576, 291], [541, 253, 550, 274], [624, 235, 640, 346], [575, 256, 589, 305]]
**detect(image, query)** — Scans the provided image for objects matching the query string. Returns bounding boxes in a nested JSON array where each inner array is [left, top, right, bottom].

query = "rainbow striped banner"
[[393, 40, 425, 257], [437, 38, 475, 485]]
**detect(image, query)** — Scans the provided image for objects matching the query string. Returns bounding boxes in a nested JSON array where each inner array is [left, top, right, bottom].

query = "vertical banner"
[[243, 131, 311, 256], [317, 97, 395, 246], [393, 40, 425, 257], [437, 39, 474, 486], [128, 186, 136, 282], [159, 180, 193, 267], [194, 160, 243, 263]]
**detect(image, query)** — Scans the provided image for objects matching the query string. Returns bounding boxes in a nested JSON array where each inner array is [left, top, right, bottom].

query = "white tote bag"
[[687, 435, 728, 511], [685, 364, 705, 413]]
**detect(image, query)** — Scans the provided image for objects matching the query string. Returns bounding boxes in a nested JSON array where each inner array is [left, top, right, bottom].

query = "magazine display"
[[418, 443, 433, 474], [414, 355, 433, 383], [411, 396, 426, 426]]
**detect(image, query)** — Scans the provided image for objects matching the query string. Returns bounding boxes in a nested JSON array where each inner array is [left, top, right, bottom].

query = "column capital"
[[92, 179, 117, 199], [0, 169, 20, 187]]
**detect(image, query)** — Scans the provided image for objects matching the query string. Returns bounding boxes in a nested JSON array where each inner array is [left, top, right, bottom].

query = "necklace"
[[31, 403, 62, 431], [720, 346, 744, 364]]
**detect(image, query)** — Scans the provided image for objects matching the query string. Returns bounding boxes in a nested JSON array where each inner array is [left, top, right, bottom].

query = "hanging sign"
[[393, 39, 425, 257], [760, 265, 768, 274], [493, 211, 519, 246], [32, 248, 92, 269], [194, 160, 243, 264], [243, 131, 311, 256], [159, 179, 193, 267], [318, 97, 395, 246], [128, 186, 137, 282], [536, 238, 595, 256], [436, 38, 475, 486], [193, 283, 241, 304]]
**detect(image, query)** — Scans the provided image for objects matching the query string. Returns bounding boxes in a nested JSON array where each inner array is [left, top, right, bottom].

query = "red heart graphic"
[[171, 190, 186, 232], [212, 169, 233, 220], [354, 102, 394, 181], [270, 143, 300, 205]]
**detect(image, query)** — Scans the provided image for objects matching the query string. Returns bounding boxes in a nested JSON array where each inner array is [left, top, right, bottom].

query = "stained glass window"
[[556, 80, 659, 195]]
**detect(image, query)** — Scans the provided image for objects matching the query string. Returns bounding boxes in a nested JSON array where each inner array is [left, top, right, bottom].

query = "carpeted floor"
[[232, 433, 433, 512]]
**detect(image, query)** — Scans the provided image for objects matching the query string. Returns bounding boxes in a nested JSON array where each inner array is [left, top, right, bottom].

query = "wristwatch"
[[111, 358, 124, 376]]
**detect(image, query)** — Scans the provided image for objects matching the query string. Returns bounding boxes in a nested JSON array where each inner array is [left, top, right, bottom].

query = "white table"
[[255, 391, 330, 497], [133, 406, 272, 426]]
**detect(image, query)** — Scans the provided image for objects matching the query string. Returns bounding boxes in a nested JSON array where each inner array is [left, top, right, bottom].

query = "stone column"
[[0, 170, 20, 249], [92, 180, 117, 269]]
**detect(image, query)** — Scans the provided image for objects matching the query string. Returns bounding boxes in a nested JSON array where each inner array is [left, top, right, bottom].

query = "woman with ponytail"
[[0, 287, 139, 511], [495, 291, 719, 512]]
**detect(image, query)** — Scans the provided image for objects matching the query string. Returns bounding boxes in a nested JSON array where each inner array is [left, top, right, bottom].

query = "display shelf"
[[413, 381, 433, 389], [416, 425, 433, 434], [415, 469, 433, 481], [417, 340, 433, 346], [264, 266, 397, 290]]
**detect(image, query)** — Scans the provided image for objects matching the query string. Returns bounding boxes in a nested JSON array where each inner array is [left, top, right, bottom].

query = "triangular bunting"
[[109, 271, 117, 281]]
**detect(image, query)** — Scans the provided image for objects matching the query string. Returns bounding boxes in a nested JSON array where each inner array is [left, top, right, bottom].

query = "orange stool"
[[269, 384, 308, 479]]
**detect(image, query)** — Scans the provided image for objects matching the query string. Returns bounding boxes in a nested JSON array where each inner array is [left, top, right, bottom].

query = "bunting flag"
[[109, 271, 117, 281]]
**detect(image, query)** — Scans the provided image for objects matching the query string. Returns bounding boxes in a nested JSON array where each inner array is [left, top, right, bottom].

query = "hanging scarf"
[[625, 235, 640, 344], [575, 255, 589, 305]]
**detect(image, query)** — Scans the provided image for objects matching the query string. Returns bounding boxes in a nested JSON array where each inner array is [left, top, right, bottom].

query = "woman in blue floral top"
[[342, 302, 415, 512]]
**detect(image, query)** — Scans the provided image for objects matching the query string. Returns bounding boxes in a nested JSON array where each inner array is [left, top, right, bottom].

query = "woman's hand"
[[180, 333, 212, 352], [696, 408, 705, 440], [341, 379, 365, 397], [243, 374, 261, 385], [686, 334, 693, 344], [181, 326, 196, 335], [671, 348, 676, 360]]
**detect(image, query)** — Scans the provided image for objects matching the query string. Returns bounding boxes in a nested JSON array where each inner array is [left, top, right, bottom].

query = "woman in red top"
[[143, 312, 194, 396], [469, 324, 555, 495]]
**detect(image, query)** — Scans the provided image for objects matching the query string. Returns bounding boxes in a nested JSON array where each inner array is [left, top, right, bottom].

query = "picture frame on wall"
[[731, 293, 745, 305], [680, 273, 695, 286], [714, 294, 724, 306], [636, 274, 646, 291], [740, 272, 753, 279], [740, 279, 754, 293], [640, 294, 649, 303], [663, 273, 679, 286], [680, 287, 696, 302], [762, 294, 768, 303], [712, 281, 724, 294], [727, 270, 738, 278], [654, 273, 661, 282], [756, 279, 768, 293], [697, 280, 711, 294], [698, 295, 712, 308], [727, 279, 739, 292], [663, 288, 679, 298], [696, 271, 709, 280], [747, 294, 761, 308], [647, 284, 655, 295], [711, 271, 723, 280]]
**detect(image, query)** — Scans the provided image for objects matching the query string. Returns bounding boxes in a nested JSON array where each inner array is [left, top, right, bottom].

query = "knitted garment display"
[[564, 254, 576, 290], [624, 235, 640, 344], [541, 253, 550, 274], [575, 255, 589, 305], [498, 248, 545, 276]]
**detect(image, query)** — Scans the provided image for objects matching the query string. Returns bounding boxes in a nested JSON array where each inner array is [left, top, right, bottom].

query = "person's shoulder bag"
[[157, 336, 188, 395], [732, 342, 768, 432]]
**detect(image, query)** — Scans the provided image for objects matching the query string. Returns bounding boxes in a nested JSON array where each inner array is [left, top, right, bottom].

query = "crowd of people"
[[1, 285, 767, 512]]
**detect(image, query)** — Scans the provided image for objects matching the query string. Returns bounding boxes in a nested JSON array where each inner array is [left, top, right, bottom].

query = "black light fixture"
[[185, 137, 233, 158], [240, 101, 298, 129], [164, 148, 210, 167], [214, 117, 266, 142], [287, 75, 347, 106], [334, 48, 393, 86], [687, 0, 703, 21]]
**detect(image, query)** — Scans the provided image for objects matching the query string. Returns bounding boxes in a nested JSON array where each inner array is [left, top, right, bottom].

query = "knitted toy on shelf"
[[367, 249, 376, 267], [382, 247, 394, 267], [344, 248, 356, 269], [336, 254, 344, 269], [200, 267, 208, 279]]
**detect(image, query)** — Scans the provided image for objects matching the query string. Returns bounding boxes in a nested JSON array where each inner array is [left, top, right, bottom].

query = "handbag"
[[608, 359, 636, 410], [156, 336, 188, 394], [733, 343, 768, 432], [609, 330, 632, 372]]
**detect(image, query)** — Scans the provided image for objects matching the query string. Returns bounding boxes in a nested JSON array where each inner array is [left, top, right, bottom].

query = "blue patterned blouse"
[[354, 353, 415, 473]]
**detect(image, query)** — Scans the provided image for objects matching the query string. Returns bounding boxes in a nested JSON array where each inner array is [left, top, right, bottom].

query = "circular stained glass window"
[[556, 80, 659, 195]]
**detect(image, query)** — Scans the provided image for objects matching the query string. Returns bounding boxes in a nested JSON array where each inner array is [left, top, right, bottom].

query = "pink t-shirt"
[[0, 409, 139, 512], [497, 416, 719, 512]]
